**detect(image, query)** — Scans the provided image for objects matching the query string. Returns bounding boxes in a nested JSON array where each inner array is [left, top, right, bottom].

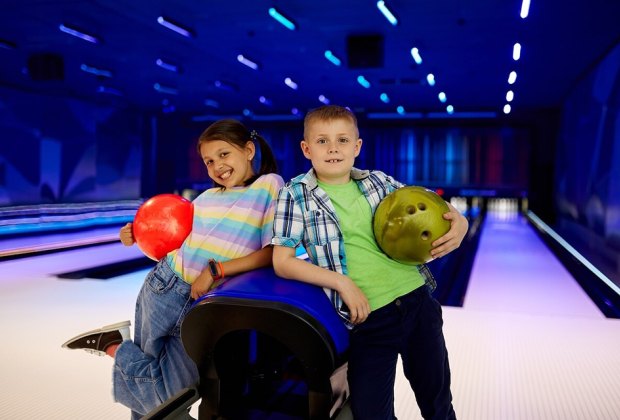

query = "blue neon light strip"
[[324, 50, 342, 66], [81, 64, 112, 78], [268, 8, 296, 30], [527, 211, 620, 296], [157, 16, 192, 38], [59, 24, 99, 43], [377, 1, 398, 25]]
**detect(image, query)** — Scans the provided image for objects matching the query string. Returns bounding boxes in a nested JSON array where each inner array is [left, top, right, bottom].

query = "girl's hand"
[[119, 223, 135, 246], [191, 269, 215, 300], [430, 202, 469, 259], [336, 275, 371, 325]]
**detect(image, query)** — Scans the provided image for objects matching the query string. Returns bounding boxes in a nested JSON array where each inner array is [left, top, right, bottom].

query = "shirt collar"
[[293, 167, 370, 189]]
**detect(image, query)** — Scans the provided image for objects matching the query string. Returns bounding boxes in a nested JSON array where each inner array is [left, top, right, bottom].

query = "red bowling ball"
[[133, 194, 193, 261]]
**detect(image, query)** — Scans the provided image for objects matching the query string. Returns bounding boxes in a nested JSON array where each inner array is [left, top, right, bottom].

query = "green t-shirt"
[[317, 179, 425, 311]]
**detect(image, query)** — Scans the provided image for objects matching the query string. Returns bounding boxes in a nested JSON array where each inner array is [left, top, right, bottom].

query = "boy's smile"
[[301, 118, 362, 184]]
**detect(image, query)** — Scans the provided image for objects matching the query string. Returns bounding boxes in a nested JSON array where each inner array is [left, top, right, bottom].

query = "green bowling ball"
[[373, 186, 451, 264]]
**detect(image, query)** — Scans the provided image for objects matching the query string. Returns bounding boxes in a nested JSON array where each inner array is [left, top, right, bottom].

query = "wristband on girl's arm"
[[208, 259, 224, 280]]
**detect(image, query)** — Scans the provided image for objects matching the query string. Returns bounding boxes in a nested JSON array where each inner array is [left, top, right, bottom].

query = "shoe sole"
[[61, 320, 131, 349]]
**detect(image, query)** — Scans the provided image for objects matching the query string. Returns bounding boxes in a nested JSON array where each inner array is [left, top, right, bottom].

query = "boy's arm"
[[273, 245, 370, 324], [430, 201, 469, 259]]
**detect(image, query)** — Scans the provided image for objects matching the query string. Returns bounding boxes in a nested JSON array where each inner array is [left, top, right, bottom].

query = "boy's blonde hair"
[[303, 105, 359, 139]]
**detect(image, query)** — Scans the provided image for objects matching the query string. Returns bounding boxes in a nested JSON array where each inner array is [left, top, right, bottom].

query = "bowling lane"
[[463, 210, 603, 318]]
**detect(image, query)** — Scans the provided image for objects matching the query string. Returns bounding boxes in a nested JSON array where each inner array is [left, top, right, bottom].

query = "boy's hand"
[[191, 269, 214, 300], [429, 202, 469, 259], [336, 275, 371, 324], [119, 223, 135, 246]]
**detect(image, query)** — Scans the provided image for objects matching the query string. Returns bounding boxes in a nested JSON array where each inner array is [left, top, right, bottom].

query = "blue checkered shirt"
[[271, 167, 436, 327]]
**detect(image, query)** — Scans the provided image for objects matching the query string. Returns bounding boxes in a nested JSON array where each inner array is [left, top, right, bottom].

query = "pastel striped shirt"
[[167, 173, 284, 284]]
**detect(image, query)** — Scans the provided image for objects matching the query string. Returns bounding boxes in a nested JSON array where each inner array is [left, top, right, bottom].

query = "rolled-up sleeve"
[[271, 185, 304, 249]]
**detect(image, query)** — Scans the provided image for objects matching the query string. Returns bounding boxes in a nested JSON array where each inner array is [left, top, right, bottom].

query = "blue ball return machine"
[[144, 267, 352, 419]]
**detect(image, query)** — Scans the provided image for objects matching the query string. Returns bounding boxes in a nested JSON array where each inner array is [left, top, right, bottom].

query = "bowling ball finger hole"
[[421, 231, 430, 240], [417, 203, 427, 211], [407, 205, 416, 214]]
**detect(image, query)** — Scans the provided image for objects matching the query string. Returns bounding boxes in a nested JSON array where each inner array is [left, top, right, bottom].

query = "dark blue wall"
[[0, 87, 143, 205]]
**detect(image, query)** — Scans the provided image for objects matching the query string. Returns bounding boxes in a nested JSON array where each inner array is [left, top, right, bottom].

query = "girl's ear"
[[245, 141, 256, 160]]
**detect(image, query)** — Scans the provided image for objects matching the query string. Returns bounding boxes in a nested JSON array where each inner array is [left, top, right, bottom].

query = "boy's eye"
[[339, 137, 349, 143], [317, 138, 327, 144], [205, 160, 213, 166], [220, 152, 229, 158]]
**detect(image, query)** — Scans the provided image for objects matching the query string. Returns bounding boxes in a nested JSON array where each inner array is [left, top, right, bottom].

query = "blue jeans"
[[112, 258, 199, 419], [348, 286, 456, 420]]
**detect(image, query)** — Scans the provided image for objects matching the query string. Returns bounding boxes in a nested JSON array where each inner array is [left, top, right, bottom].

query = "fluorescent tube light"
[[80, 64, 112, 78], [268, 8, 296, 30], [377, 1, 398, 25], [59, 24, 99, 43], [157, 16, 193, 38], [508, 71, 517, 84], [237, 54, 259, 70], [153, 83, 178, 95], [506, 91, 514, 102], [156, 58, 180, 73], [357, 75, 371, 88], [520, 0, 531, 19], [513, 43, 521, 61], [324, 50, 342, 66], [410, 47, 422, 64]]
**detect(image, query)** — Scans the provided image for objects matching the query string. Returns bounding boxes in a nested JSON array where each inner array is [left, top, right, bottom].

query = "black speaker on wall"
[[27, 53, 65, 81], [346, 34, 384, 69]]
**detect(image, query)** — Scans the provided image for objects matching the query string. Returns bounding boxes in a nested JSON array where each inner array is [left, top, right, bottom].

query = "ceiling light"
[[259, 96, 272, 106], [426, 73, 436, 86], [438, 92, 447, 103], [357, 75, 371, 88], [80, 64, 112, 78], [520, 0, 531, 19], [377, 1, 398, 26], [291, 108, 300, 115], [380, 93, 390, 103], [59, 24, 99, 43], [397, 106, 405, 114], [513, 43, 521, 61], [324, 50, 342, 66], [268, 7, 296, 30], [237, 54, 259, 70], [506, 91, 514, 102], [96, 86, 122, 96], [156, 58, 180, 73], [284, 77, 298, 90], [204, 99, 219, 108], [153, 83, 178, 95], [410, 47, 422, 64], [157, 16, 193, 38], [446, 105, 454, 114], [504, 104, 512, 114], [214, 80, 238, 91], [318, 95, 330, 105], [508, 71, 517, 84]]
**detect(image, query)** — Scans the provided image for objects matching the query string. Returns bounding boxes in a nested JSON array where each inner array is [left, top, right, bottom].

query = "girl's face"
[[199, 139, 256, 188]]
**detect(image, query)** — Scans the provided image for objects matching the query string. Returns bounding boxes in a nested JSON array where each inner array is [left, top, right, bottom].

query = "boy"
[[271, 105, 467, 419]]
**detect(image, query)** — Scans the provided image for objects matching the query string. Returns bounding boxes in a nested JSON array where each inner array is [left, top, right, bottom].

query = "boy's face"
[[301, 117, 362, 184]]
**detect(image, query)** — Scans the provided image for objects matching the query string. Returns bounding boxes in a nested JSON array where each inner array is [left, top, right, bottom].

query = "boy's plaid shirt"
[[271, 167, 436, 328]]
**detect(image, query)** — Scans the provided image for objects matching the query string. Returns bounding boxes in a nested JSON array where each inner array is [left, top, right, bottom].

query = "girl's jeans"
[[112, 258, 199, 419]]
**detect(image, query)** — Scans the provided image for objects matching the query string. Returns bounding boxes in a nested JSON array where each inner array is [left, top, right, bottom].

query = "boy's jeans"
[[348, 286, 456, 420], [112, 259, 199, 419]]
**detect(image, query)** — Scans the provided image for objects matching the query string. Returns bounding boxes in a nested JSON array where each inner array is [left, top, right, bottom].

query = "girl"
[[62, 119, 284, 418]]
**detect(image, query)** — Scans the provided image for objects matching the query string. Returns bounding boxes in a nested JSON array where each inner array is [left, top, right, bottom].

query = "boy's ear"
[[354, 138, 363, 157], [300, 140, 311, 159]]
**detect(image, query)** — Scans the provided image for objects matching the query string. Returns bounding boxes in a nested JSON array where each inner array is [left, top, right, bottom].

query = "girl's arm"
[[221, 245, 273, 277], [191, 246, 274, 299]]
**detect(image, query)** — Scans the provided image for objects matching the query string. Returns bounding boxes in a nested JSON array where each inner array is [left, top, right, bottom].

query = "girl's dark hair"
[[197, 119, 278, 188]]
